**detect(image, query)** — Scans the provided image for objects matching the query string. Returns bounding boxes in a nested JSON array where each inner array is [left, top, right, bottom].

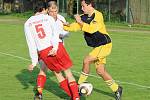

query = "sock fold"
[[78, 71, 89, 84], [105, 80, 118, 92], [59, 79, 72, 97], [37, 75, 46, 93]]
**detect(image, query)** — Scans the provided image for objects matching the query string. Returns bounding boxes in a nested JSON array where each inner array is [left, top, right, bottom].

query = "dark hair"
[[81, 0, 95, 7], [47, 0, 57, 2], [34, 1, 46, 13]]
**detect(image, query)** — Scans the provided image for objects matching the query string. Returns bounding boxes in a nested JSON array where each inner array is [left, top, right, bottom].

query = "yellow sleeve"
[[63, 22, 81, 31], [82, 12, 105, 34]]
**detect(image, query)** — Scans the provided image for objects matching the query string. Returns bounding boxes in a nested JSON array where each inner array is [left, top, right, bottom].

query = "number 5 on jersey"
[[35, 24, 46, 39]]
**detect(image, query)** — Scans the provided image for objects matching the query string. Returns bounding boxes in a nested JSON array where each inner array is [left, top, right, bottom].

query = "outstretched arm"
[[24, 24, 38, 71], [63, 22, 81, 32]]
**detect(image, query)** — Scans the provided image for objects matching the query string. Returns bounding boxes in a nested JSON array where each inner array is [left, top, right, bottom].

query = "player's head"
[[48, 1, 58, 20], [34, 1, 48, 14], [80, 0, 94, 14]]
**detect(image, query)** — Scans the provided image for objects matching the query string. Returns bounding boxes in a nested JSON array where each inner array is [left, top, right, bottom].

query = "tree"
[[3, 0, 13, 13], [67, 0, 74, 16]]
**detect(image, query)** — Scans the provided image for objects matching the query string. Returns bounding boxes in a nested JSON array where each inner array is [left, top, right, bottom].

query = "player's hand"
[[28, 64, 35, 72], [58, 19, 70, 26], [74, 14, 83, 25], [63, 22, 70, 26], [59, 34, 64, 39], [48, 49, 57, 56]]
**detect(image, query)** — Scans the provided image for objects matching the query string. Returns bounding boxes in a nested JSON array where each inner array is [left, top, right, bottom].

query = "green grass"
[[0, 15, 150, 100]]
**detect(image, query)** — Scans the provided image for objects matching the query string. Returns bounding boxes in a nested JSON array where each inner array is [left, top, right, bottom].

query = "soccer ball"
[[79, 82, 93, 96]]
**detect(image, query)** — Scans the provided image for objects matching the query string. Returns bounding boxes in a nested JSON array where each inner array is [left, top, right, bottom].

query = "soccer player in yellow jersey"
[[64, 0, 123, 100]]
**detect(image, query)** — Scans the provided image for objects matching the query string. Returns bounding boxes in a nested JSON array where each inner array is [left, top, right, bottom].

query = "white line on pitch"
[[0, 51, 150, 89]]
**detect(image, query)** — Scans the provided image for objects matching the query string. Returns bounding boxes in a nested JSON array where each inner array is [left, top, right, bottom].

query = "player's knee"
[[64, 69, 73, 78], [83, 58, 91, 65], [83, 55, 95, 65], [39, 70, 46, 76], [41, 64, 47, 71]]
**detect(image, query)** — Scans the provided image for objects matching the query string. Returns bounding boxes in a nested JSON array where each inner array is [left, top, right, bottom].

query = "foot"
[[72, 97, 80, 100], [115, 86, 123, 100], [34, 89, 43, 100], [75, 98, 80, 100]]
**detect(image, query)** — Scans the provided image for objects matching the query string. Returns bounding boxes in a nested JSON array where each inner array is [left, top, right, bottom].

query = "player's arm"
[[49, 18, 60, 56], [59, 30, 69, 39], [24, 24, 38, 70], [58, 16, 70, 39], [63, 22, 81, 32]]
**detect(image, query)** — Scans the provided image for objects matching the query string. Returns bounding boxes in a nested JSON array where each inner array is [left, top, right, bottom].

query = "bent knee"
[[83, 58, 92, 65], [38, 70, 46, 76], [83, 56, 96, 64]]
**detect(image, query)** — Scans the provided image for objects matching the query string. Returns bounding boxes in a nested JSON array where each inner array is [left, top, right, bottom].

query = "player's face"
[[48, 7, 58, 20], [81, 1, 91, 14]]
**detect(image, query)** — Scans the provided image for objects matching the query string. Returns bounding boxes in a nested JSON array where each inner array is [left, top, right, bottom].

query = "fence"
[[58, 0, 127, 22], [129, 0, 150, 24], [0, 0, 149, 24], [70, 0, 150, 24]]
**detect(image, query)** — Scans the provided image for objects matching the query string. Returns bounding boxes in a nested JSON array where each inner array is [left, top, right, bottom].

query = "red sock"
[[59, 79, 72, 97], [37, 75, 46, 90], [69, 81, 79, 100]]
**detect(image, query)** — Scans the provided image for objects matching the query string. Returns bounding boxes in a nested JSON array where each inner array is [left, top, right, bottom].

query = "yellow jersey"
[[64, 10, 111, 47]]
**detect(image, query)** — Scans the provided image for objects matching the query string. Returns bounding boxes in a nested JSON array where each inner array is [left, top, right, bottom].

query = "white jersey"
[[56, 14, 69, 38], [24, 14, 61, 66]]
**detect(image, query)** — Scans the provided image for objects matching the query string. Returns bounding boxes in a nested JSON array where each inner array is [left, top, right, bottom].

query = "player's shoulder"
[[57, 14, 65, 19], [39, 14, 50, 20], [39, 14, 55, 23], [43, 14, 50, 18], [24, 16, 34, 26], [47, 15, 55, 22], [37, 14, 52, 20], [48, 15, 54, 19], [94, 10, 103, 16], [57, 14, 66, 21]]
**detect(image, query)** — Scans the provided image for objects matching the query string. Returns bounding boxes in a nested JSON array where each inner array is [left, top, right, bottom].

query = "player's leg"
[[35, 60, 47, 100], [95, 43, 123, 100], [96, 63, 119, 91], [54, 43, 79, 99], [40, 43, 79, 99], [78, 55, 96, 84], [53, 71, 72, 97], [96, 63, 122, 100], [64, 69, 79, 100]]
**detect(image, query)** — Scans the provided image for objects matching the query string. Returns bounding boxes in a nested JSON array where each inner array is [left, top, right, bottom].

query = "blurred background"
[[0, 0, 149, 24]]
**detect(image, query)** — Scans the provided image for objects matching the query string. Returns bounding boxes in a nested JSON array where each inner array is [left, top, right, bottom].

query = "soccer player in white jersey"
[[37, 1, 76, 99], [48, 1, 69, 40], [36, 1, 78, 99], [24, 2, 79, 100]]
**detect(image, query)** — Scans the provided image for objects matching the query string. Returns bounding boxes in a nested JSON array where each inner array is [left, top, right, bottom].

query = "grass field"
[[0, 15, 150, 100]]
